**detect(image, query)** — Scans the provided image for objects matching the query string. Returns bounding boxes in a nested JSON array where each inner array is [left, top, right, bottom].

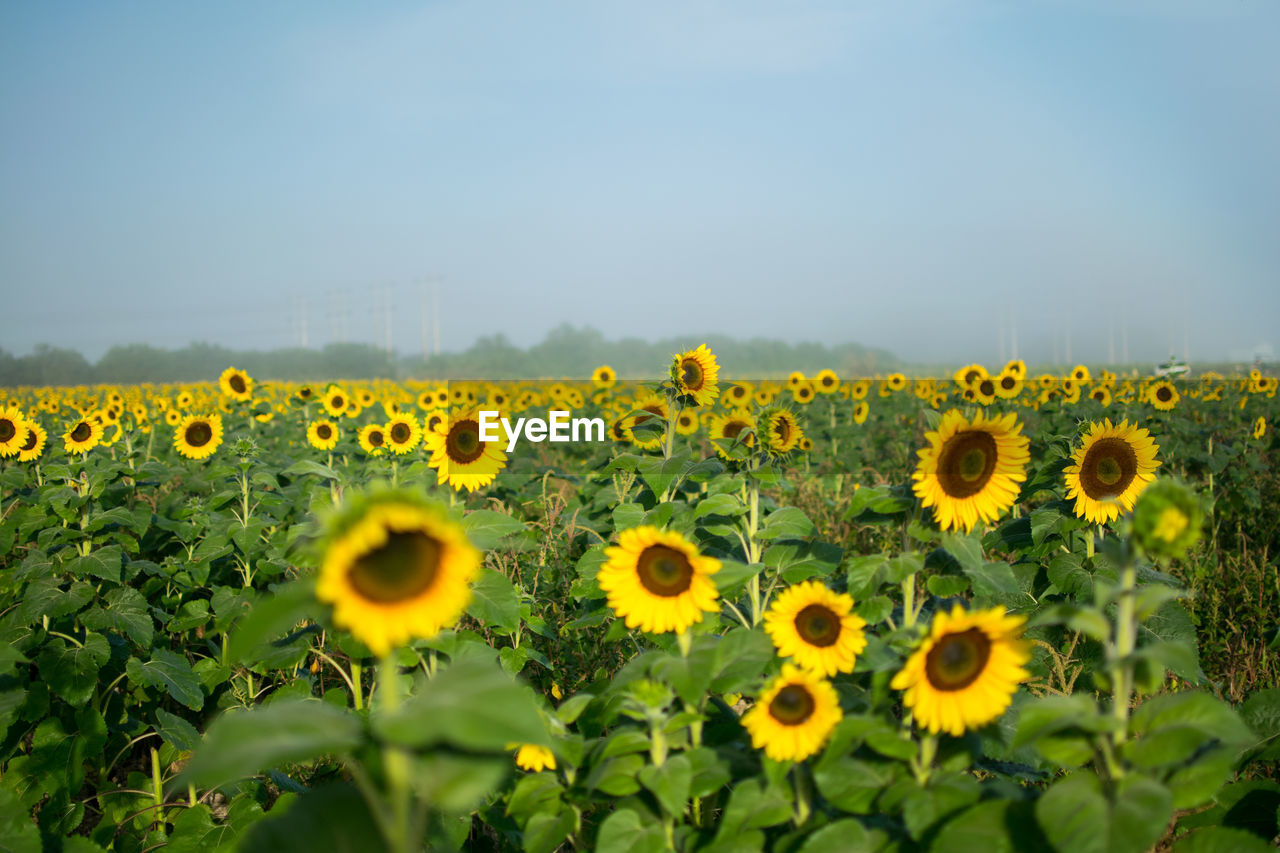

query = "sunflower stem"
[[901, 574, 917, 630], [676, 630, 692, 658], [377, 655, 414, 853], [1109, 564, 1138, 752], [911, 733, 938, 785]]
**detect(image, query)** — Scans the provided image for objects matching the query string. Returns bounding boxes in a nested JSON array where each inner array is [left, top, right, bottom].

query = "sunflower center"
[[768, 684, 816, 726], [937, 431, 998, 498], [822, 376, 835, 387], [1156, 387, 1172, 402], [317, 424, 332, 440], [635, 545, 694, 597], [347, 530, 441, 603], [229, 375, 246, 394], [1001, 376, 1016, 390], [446, 420, 484, 463], [20, 429, 38, 451], [1081, 437, 1138, 499], [773, 418, 791, 444], [185, 422, 213, 447], [978, 379, 995, 397], [722, 421, 747, 440], [70, 421, 93, 442], [368, 429, 385, 446], [924, 628, 992, 691], [390, 423, 411, 444], [681, 360, 703, 389], [0, 419, 14, 442], [795, 604, 841, 647], [332, 395, 346, 409]]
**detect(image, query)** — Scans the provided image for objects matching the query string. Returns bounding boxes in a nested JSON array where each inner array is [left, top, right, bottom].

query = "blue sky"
[[2, 1, 1277, 365]]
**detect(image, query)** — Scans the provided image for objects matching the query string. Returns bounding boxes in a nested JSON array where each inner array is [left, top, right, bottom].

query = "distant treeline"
[[0, 325, 901, 387]]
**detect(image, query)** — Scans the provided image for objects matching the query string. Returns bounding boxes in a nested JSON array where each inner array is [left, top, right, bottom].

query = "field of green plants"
[[0, 352, 1277, 852]]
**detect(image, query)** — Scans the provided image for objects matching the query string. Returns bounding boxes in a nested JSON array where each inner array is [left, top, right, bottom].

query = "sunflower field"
[[0, 351, 1278, 852]]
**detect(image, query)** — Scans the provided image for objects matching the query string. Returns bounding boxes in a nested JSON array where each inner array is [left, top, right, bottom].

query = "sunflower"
[[1002, 359, 1026, 380], [1148, 381, 1179, 411], [1089, 386, 1112, 406], [1070, 365, 1091, 383], [993, 371, 1022, 400], [709, 412, 755, 461], [17, 420, 47, 462], [764, 581, 867, 676], [972, 378, 997, 406], [358, 424, 387, 456], [761, 408, 803, 455], [852, 402, 869, 425], [670, 345, 720, 407], [164, 409, 182, 427], [0, 407, 27, 457], [627, 394, 669, 452], [512, 744, 556, 772], [723, 383, 753, 408], [174, 414, 224, 460], [316, 497, 481, 657], [597, 526, 720, 635], [1255, 417, 1267, 440], [384, 414, 422, 455], [307, 419, 340, 451], [742, 664, 843, 763], [322, 387, 349, 418], [912, 410, 1030, 532], [953, 364, 988, 389], [63, 417, 102, 455], [848, 380, 870, 400], [675, 410, 699, 436], [176, 391, 195, 409], [219, 367, 254, 401], [891, 604, 1030, 736], [423, 408, 508, 492], [814, 369, 840, 394], [1063, 419, 1161, 524], [790, 382, 816, 405], [786, 372, 807, 389], [592, 365, 617, 390]]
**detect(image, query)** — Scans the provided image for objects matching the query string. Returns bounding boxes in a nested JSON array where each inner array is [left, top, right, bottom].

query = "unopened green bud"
[[1131, 480, 1202, 563]]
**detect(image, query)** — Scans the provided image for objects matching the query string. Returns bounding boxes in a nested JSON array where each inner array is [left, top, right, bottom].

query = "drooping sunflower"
[[764, 581, 867, 676], [384, 414, 422, 455], [63, 416, 102, 455], [742, 664, 843, 763], [891, 604, 1031, 736], [219, 367, 254, 402], [307, 419, 340, 451], [17, 420, 47, 462], [316, 496, 481, 657], [670, 345, 720, 407], [597, 526, 720, 635], [1063, 419, 1161, 524], [761, 407, 803, 455], [1148, 381, 1179, 411], [358, 424, 387, 456], [1255, 417, 1267, 440], [422, 408, 508, 492], [174, 414, 224, 460], [912, 410, 1030, 532], [0, 407, 27, 457], [592, 365, 617, 390]]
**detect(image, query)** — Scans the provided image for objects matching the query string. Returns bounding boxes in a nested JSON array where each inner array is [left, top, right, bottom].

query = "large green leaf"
[[127, 649, 204, 710]]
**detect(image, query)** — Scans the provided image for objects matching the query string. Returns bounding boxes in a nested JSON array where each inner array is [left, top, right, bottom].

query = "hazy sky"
[[2, 1, 1277, 365]]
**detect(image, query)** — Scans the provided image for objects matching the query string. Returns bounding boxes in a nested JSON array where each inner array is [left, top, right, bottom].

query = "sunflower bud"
[[1131, 480, 1203, 563]]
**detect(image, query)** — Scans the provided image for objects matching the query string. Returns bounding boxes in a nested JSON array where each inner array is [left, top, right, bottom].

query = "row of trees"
[[0, 326, 901, 387]]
